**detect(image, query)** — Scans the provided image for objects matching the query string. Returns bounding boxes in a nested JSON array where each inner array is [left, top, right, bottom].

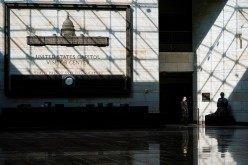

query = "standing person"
[[180, 96, 189, 124]]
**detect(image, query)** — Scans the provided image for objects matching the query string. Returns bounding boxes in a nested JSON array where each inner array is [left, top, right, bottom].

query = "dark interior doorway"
[[160, 72, 193, 124]]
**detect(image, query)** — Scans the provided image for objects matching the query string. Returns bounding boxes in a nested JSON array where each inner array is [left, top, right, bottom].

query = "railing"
[[159, 31, 192, 44], [159, 31, 192, 52]]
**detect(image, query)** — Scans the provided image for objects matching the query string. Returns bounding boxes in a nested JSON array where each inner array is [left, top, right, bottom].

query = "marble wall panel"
[[177, 63, 194, 72], [194, 0, 248, 122], [0, 1, 159, 112], [159, 63, 177, 72], [238, 0, 248, 7]]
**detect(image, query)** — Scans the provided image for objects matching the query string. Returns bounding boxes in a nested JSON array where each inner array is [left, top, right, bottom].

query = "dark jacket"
[[181, 101, 188, 117]]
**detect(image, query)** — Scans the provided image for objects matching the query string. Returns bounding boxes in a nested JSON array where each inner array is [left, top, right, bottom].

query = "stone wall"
[[0, 0, 159, 113], [193, 0, 248, 122]]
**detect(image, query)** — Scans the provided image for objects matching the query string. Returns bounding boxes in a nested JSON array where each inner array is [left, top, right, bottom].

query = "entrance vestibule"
[[160, 72, 193, 124]]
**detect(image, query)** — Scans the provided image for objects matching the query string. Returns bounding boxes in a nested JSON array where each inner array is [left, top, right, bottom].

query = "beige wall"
[[159, 52, 194, 72], [0, 0, 159, 113], [193, 0, 248, 122]]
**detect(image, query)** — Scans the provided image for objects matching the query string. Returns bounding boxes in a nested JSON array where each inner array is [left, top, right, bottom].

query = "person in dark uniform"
[[180, 96, 189, 124]]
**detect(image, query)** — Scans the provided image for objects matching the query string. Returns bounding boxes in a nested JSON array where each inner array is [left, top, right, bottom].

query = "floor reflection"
[[1, 126, 248, 164], [181, 128, 189, 157], [198, 126, 248, 165], [0, 127, 194, 165]]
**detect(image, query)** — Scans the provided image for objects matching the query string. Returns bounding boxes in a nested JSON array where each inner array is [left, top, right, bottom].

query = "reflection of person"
[[181, 128, 189, 157], [180, 96, 189, 124]]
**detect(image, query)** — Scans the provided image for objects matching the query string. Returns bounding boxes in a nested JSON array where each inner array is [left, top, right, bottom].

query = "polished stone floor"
[[0, 125, 247, 165]]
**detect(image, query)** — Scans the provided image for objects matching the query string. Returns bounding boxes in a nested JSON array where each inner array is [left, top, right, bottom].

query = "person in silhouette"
[[180, 96, 189, 124], [217, 92, 228, 115], [211, 92, 229, 116]]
